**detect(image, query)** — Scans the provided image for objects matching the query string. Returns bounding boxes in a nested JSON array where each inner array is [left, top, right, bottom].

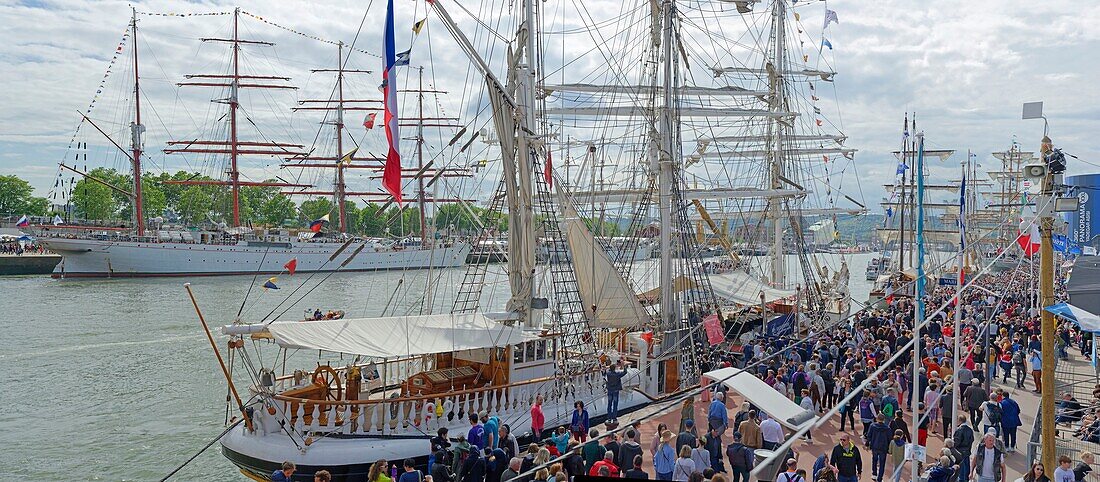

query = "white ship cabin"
[[222, 313, 650, 440]]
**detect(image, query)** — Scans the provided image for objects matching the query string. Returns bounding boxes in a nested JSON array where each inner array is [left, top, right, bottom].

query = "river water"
[[0, 252, 878, 480]]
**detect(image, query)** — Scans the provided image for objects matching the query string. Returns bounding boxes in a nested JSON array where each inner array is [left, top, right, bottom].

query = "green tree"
[[358, 203, 387, 236], [433, 203, 506, 234], [70, 168, 123, 220], [0, 175, 50, 217], [177, 185, 213, 224]]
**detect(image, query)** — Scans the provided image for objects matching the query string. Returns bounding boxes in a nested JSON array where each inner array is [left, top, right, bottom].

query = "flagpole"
[[912, 132, 926, 482], [951, 152, 966, 435]]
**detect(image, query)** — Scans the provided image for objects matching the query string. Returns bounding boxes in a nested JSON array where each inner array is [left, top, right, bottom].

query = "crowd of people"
[[0, 241, 47, 255], [272, 266, 1097, 482]]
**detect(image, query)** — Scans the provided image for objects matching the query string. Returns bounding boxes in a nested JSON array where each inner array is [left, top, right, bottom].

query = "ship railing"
[[254, 369, 606, 438]]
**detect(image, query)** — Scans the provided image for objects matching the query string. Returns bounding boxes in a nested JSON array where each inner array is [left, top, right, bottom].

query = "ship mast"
[[164, 7, 309, 226], [129, 7, 145, 236], [335, 42, 347, 232], [416, 67, 429, 245], [657, 0, 679, 346], [766, 0, 789, 286]]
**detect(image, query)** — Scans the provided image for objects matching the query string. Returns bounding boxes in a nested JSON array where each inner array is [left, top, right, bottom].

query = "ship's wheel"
[[312, 365, 344, 401]]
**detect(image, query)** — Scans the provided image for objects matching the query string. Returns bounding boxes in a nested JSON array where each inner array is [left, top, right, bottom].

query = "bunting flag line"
[[381, 0, 404, 205], [822, 38, 833, 50], [263, 277, 280, 290], [364, 112, 377, 129], [235, 10, 380, 58], [412, 18, 427, 34], [283, 258, 298, 276], [824, 9, 839, 28]]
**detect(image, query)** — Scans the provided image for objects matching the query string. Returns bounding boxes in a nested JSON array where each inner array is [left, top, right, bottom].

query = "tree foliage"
[[0, 175, 50, 217]]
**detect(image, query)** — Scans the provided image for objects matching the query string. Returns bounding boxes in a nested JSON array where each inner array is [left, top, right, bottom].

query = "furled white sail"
[[560, 201, 651, 329], [709, 270, 796, 306]]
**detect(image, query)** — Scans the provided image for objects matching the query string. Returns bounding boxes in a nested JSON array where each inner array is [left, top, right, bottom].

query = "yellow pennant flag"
[[794, 12, 800, 21], [339, 147, 359, 166], [412, 18, 427, 34]]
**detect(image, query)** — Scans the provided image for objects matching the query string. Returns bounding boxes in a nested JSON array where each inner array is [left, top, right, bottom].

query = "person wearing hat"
[[676, 419, 699, 455], [654, 431, 677, 481]]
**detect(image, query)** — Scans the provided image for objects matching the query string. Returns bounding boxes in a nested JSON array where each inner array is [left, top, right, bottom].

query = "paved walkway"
[[615, 371, 1044, 481]]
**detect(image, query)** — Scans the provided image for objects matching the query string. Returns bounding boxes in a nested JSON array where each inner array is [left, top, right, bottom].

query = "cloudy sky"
[[0, 0, 1097, 212]]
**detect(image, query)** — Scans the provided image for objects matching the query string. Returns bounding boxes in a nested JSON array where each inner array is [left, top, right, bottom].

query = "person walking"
[[708, 391, 729, 437], [970, 433, 1005, 482], [624, 455, 650, 480], [868, 414, 892, 482], [691, 438, 712, 473], [887, 430, 906, 482], [677, 419, 700, 455], [830, 434, 863, 482], [964, 380, 987, 428], [760, 414, 784, 451], [953, 415, 975, 482], [725, 432, 754, 482], [999, 392, 1021, 453], [737, 410, 763, 450], [655, 431, 678, 481], [674, 446, 696, 482], [571, 402, 590, 442]]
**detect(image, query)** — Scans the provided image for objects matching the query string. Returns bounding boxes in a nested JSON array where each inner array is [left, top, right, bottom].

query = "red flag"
[[364, 112, 377, 129], [283, 258, 297, 275], [544, 151, 553, 187], [703, 314, 723, 346], [815, 119, 823, 126], [382, 0, 403, 205]]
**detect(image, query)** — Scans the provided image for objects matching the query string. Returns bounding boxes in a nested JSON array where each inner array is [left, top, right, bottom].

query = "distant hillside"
[[835, 214, 884, 243]]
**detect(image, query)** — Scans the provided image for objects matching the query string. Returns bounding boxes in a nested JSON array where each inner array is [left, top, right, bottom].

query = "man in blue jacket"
[[867, 414, 893, 482], [999, 392, 1022, 453]]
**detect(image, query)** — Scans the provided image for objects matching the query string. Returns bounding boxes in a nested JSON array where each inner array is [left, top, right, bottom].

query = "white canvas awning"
[[236, 313, 540, 358], [704, 367, 816, 430], [709, 270, 796, 306]]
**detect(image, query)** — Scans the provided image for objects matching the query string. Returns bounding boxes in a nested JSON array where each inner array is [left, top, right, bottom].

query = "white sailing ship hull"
[[220, 390, 652, 481], [41, 237, 470, 278]]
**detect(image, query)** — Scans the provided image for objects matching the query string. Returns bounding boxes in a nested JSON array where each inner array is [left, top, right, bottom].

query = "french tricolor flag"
[[381, 0, 403, 205]]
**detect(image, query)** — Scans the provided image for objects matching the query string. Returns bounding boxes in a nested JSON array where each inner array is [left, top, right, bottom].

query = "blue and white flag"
[[822, 38, 833, 50], [395, 49, 411, 66], [896, 162, 908, 175]]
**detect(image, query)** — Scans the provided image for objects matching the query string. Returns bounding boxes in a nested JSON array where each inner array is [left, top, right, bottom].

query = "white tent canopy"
[[709, 270, 797, 306], [249, 313, 540, 358], [704, 367, 816, 430]]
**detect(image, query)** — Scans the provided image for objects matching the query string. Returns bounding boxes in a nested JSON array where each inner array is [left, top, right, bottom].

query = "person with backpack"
[[830, 434, 863, 482], [400, 458, 426, 482], [778, 459, 804, 482], [725, 432, 754, 482], [982, 398, 1002, 438], [1012, 346, 1027, 389]]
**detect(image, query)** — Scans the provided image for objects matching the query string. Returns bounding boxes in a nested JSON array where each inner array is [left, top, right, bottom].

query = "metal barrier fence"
[[1025, 349, 1100, 467]]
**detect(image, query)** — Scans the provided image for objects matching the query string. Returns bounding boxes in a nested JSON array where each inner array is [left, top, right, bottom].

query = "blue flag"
[[395, 49, 411, 66], [822, 38, 833, 50], [263, 277, 280, 290], [896, 162, 908, 175]]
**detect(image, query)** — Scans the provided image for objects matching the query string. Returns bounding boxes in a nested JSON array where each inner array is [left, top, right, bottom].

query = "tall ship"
[[172, 0, 866, 479], [35, 9, 469, 278]]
